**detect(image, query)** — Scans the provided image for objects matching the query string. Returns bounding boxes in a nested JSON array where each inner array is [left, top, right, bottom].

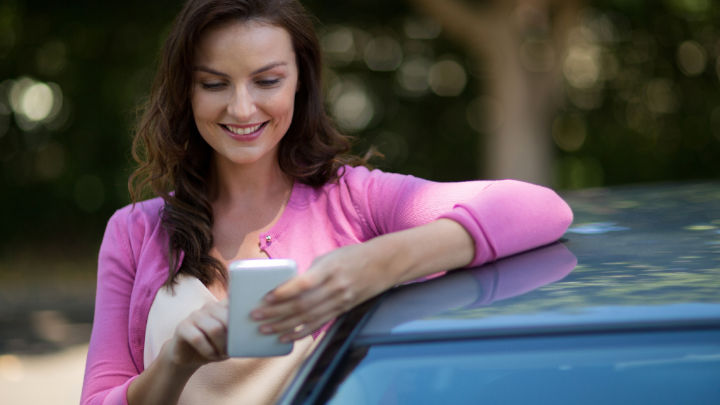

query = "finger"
[[205, 301, 229, 326], [192, 314, 227, 357], [264, 271, 327, 303], [278, 316, 332, 342], [259, 289, 344, 336], [253, 279, 330, 321], [176, 320, 220, 360]]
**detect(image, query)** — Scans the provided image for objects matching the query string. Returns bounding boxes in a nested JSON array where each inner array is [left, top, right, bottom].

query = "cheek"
[[268, 88, 296, 122], [192, 92, 222, 123], [190, 94, 205, 122]]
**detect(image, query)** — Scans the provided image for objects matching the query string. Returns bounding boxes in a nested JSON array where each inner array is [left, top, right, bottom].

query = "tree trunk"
[[407, 0, 581, 185]]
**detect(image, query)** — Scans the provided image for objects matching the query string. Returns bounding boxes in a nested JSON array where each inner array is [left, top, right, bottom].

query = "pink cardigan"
[[81, 166, 573, 405]]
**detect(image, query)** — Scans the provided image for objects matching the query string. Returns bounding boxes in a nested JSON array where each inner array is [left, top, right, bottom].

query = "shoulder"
[[102, 197, 166, 260], [334, 165, 418, 192], [108, 197, 164, 231], [337, 164, 404, 180], [310, 165, 421, 207]]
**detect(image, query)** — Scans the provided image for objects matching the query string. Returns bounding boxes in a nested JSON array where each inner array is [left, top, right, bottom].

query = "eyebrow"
[[194, 62, 288, 77]]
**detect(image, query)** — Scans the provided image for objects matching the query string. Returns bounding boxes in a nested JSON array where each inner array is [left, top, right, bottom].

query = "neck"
[[210, 153, 293, 210]]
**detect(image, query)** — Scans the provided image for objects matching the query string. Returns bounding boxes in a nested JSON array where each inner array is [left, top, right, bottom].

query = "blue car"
[[279, 182, 720, 405]]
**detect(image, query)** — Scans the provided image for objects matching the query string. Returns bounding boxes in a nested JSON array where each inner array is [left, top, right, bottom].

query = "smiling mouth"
[[222, 122, 267, 136]]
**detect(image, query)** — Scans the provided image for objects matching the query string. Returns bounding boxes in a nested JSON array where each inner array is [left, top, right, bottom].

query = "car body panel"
[[280, 182, 720, 405]]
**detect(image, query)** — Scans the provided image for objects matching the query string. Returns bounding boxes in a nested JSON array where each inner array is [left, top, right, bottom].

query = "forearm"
[[367, 218, 475, 286], [126, 341, 198, 405]]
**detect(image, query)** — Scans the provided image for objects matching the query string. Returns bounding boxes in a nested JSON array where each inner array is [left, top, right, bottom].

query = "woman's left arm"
[[252, 173, 573, 342], [252, 218, 474, 341]]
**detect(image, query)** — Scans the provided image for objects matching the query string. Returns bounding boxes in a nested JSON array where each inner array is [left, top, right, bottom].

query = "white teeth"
[[225, 123, 263, 135]]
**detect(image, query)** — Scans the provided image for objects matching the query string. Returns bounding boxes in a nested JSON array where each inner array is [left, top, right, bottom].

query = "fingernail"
[[279, 336, 291, 343], [251, 310, 264, 320], [260, 325, 272, 334], [263, 294, 275, 303]]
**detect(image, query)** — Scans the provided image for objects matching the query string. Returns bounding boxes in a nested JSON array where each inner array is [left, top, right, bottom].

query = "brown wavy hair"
[[129, 0, 363, 286]]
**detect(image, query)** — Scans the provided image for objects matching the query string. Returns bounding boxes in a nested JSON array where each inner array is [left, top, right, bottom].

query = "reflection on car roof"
[[358, 182, 720, 341]]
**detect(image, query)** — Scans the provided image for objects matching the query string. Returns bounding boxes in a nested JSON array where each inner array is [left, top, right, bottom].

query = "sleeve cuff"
[[438, 205, 497, 268], [105, 375, 139, 405]]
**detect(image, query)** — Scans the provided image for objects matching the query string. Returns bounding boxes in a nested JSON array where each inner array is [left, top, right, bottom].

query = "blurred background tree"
[[1, 0, 719, 257]]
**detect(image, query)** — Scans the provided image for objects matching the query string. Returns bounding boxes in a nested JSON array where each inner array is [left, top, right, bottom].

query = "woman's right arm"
[[81, 210, 143, 405], [82, 209, 230, 405]]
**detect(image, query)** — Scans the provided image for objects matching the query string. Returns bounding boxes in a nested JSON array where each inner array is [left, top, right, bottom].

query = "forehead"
[[194, 20, 296, 67]]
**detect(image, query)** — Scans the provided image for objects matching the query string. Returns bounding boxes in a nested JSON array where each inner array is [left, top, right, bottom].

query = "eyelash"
[[198, 78, 282, 90], [201, 82, 226, 90], [256, 78, 280, 87]]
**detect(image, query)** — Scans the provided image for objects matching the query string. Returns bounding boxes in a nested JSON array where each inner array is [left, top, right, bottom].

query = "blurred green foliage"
[[0, 0, 718, 254]]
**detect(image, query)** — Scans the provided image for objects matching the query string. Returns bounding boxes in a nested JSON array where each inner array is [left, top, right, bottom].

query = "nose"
[[227, 85, 256, 120]]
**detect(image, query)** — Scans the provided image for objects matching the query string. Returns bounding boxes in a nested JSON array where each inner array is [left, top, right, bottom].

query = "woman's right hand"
[[128, 300, 229, 404], [164, 299, 230, 369]]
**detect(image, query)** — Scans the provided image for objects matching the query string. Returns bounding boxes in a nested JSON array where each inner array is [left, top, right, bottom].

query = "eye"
[[256, 78, 281, 87], [200, 82, 226, 90]]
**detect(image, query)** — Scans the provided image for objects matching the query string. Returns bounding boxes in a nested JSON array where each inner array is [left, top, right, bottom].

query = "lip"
[[220, 122, 268, 141]]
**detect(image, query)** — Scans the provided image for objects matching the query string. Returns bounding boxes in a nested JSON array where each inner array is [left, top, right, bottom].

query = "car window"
[[321, 329, 720, 405]]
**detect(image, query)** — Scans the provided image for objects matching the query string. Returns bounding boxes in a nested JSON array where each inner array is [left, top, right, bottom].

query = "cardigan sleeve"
[[81, 209, 139, 405], [342, 166, 573, 267]]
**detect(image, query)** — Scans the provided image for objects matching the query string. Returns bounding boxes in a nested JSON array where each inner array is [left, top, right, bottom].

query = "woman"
[[81, 0, 573, 404]]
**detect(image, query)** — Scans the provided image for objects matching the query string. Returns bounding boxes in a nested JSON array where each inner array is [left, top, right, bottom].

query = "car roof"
[[357, 182, 720, 343]]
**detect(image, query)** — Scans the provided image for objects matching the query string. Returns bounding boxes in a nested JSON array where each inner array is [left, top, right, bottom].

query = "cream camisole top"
[[144, 274, 317, 405]]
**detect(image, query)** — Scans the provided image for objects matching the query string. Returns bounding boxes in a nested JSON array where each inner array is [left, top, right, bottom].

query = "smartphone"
[[227, 258, 297, 357]]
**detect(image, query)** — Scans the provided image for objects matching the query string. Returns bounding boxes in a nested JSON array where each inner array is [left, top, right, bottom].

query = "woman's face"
[[191, 20, 298, 170]]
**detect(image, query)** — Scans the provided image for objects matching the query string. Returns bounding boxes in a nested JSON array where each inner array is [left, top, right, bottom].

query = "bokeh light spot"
[[329, 78, 375, 132], [9, 77, 33, 114], [364, 36, 402, 72], [396, 56, 430, 95], [321, 26, 355, 66], [677, 40, 706, 76], [552, 113, 587, 152], [428, 58, 467, 97], [8, 77, 64, 131], [403, 17, 441, 39], [0, 354, 24, 382], [21, 82, 54, 121], [645, 78, 678, 114], [564, 44, 601, 89]]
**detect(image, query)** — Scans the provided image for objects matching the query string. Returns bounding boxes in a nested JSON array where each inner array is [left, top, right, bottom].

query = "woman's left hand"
[[250, 242, 395, 342]]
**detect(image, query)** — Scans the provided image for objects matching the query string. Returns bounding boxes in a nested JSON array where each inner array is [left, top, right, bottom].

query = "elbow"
[[553, 189, 574, 237], [495, 179, 574, 243], [527, 181, 574, 241]]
